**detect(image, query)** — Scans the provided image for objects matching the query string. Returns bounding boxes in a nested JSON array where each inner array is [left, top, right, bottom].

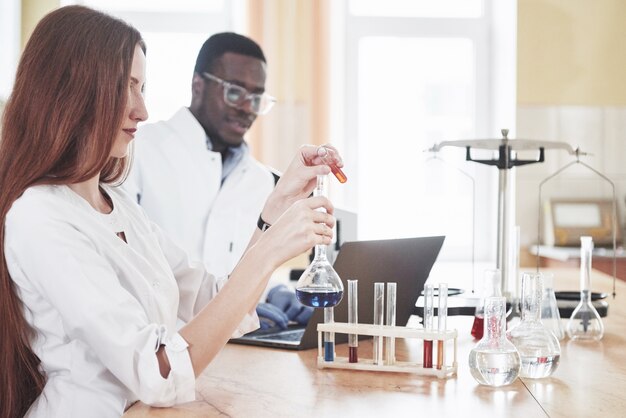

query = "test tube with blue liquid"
[[295, 174, 344, 362]]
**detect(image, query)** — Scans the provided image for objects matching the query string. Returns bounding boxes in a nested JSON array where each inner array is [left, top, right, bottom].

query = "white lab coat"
[[4, 184, 258, 417], [124, 107, 275, 279]]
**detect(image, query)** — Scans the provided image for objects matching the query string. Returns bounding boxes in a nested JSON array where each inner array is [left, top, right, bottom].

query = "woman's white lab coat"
[[124, 107, 275, 279], [4, 184, 258, 417]]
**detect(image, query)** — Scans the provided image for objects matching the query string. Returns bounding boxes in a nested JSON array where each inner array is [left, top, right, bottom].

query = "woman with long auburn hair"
[[0, 6, 340, 417]]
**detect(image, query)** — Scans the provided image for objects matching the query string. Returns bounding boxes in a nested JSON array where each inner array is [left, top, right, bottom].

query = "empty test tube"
[[437, 283, 448, 370], [423, 284, 434, 368], [373, 282, 385, 365], [324, 307, 335, 361], [386, 282, 397, 365], [348, 279, 358, 363]]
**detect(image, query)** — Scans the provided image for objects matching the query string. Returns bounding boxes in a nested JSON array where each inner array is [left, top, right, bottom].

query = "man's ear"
[[191, 73, 204, 97]]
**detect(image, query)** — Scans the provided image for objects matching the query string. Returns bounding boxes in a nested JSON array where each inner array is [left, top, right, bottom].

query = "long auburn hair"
[[0, 6, 144, 417]]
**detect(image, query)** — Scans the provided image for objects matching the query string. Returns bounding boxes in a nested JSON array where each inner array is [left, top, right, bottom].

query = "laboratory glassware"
[[567, 236, 604, 341], [423, 284, 434, 368], [540, 272, 565, 340], [295, 174, 344, 308], [469, 296, 521, 387], [373, 282, 385, 365], [295, 174, 343, 362], [348, 279, 358, 363], [471, 269, 502, 339], [506, 272, 561, 378], [317, 145, 347, 183], [386, 282, 397, 365], [437, 283, 448, 369]]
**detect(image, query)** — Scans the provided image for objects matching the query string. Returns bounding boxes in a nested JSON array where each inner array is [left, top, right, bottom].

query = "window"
[[332, 0, 515, 262], [64, 0, 236, 122]]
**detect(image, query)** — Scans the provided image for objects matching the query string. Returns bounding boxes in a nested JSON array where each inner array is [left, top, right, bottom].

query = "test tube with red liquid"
[[423, 284, 434, 368], [317, 146, 347, 183]]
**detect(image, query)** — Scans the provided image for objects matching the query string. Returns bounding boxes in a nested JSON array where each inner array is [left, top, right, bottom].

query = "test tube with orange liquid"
[[317, 146, 347, 183]]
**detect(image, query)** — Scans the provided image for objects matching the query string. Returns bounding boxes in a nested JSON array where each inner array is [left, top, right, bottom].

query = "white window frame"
[[330, 0, 517, 262]]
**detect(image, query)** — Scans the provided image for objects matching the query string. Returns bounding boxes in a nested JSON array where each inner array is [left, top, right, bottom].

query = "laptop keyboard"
[[248, 327, 306, 342]]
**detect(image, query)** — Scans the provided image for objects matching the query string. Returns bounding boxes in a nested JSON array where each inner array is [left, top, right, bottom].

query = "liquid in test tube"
[[373, 282, 385, 365], [348, 280, 358, 363], [423, 284, 434, 368], [437, 283, 448, 370], [317, 146, 347, 183], [324, 307, 335, 362], [386, 282, 397, 365]]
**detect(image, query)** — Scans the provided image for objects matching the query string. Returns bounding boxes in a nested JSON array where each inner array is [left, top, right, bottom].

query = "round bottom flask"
[[295, 174, 344, 308], [507, 273, 560, 379], [469, 296, 520, 387]]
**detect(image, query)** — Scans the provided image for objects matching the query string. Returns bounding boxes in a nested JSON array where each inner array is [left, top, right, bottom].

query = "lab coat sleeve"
[[149, 221, 259, 337], [4, 216, 195, 407]]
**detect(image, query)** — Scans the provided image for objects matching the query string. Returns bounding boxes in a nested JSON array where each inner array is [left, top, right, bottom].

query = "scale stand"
[[429, 129, 585, 299]]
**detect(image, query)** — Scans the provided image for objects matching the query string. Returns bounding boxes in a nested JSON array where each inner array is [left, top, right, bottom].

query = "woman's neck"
[[68, 175, 112, 214]]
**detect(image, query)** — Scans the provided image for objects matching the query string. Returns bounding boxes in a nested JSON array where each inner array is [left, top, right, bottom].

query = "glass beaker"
[[506, 272, 560, 378], [295, 174, 344, 308], [540, 272, 565, 341], [566, 236, 604, 341], [469, 296, 521, 387], [471, 269, 502, 339]]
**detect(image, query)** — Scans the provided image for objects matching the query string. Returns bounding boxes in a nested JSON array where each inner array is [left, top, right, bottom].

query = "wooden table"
[[125, 268, 626, 418]]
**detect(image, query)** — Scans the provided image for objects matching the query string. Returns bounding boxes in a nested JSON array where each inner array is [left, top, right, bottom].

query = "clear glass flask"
[[471, 269, 502, 339], [295, 174, 344, 308], [540, 273, 565, 341], [567, 236, 604, 341], [469, 296, 521, 387], [506, 272, 560, 378]]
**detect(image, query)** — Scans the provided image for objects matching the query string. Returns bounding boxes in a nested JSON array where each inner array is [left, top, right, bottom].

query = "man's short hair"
[[194, 32, 266, 74]]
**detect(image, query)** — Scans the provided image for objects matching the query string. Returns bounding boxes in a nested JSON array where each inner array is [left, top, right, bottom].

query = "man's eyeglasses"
[[201, 72, 276, 116]]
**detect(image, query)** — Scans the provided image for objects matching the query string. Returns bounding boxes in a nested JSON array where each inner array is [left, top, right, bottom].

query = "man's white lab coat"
[[124, 107, 275, 278]]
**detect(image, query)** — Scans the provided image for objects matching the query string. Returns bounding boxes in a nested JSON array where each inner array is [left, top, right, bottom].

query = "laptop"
[[230, 236, 445, 350]]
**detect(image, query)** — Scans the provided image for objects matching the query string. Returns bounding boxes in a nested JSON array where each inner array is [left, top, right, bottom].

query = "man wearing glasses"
[[126, 32, 278, 280], [125, 33, 311, 331]]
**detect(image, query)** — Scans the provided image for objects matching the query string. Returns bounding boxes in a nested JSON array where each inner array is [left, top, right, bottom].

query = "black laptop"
[[230, 236, 445, 350]]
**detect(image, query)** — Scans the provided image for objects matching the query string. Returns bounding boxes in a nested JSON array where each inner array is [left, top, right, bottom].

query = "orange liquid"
[[329, 164, 347, 183], [437, 340, 444, 369]]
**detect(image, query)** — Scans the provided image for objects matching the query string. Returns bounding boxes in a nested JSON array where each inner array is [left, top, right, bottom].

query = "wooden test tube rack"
[[316, 322, 458, 378]]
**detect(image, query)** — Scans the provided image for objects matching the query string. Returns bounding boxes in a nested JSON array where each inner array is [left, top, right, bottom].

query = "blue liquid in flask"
[[296, 288, 343, 308]]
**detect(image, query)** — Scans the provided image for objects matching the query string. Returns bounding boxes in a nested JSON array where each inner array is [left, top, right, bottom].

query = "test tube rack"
[[316, 322, 458, 378]]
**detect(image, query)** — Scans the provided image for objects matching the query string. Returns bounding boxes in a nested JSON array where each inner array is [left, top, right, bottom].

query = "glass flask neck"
[[520, 273, 542, 322], [580, 236, 593, 299], [313, 174, 329, 261], [314, 243, 328, 260], [483, 297, 507, 342]]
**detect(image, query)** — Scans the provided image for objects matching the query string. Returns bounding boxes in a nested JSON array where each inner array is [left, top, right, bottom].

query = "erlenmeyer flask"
[[506, 272, 561, 378], [567, 236, 604, 341], [540, 273, 565, 340], [295, 175, 344, 308], [471, 269, 502, 339], [469, 296, 520, 387]]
